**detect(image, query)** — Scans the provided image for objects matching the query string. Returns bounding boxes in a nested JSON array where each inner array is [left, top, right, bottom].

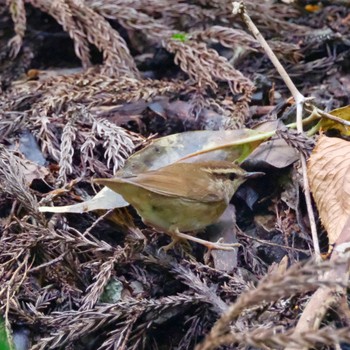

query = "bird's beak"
[[244, 171, 265, 178]]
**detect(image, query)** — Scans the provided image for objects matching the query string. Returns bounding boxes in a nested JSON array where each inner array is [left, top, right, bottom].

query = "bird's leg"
[[172, 229, 241, 251], [158, 233, 192, 253]]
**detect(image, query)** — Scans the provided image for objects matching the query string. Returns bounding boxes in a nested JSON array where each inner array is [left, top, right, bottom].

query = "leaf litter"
[[1, 1, 350, 349]]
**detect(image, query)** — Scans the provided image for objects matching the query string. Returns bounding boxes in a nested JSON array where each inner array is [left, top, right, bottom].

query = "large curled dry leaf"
[[308, 135, 350, 244], [39, 128, 270, 213]]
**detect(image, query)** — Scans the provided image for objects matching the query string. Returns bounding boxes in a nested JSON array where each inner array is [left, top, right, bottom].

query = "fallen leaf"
[[243, 138, 299, 169], [118, 128, 267, 176], [39, 186, 129, 213], [40, 128, 270, 213], [308, 135, 350, 244]]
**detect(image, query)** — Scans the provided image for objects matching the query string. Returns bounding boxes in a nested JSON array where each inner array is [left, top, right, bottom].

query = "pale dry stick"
[[305, 104, 350, 127], [232, 1, 320, 261], [238, 230, 309, 253]]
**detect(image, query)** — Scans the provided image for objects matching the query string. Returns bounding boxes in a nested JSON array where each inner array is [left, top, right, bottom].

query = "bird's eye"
[[229, 173, 237, 180]]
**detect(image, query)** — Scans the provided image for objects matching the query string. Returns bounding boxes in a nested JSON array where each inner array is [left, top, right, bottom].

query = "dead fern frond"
[[6, 71, 185, 112], [191, 26, 259, 52], [276, 127, 315, 158], [190, 0, 304, 34], [80, 249, 126, 311], [0, 112, 27, 140], [199, 326, 350, 350], [191, 26, 302, 62], [28, 0, 92, 68], [204, 96, 250, 129], [1, 94, 140, 177], [183, 260, 251, 298], [31, 293, 204, 349], [80, 131, 99, 173], [34, 112, 61, 162], [57, 108, 78, 184], [177, 313, 210, 350], [171, 263, 228, 315], [165, 38, 254, 96], [198, 259, 349, 350], [91, 117, 136, 174], [160, 2, 216, 29], [67, 0, 139, 77], [88, 2, 173, 40], [98, 315, 139, 350], [6, 0, 26, 57], [26, 0, 138, 76], [0, 145, 42, 221]]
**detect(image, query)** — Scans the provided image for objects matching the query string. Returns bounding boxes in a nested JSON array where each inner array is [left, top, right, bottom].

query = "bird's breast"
[[125, 189, 227, 234]]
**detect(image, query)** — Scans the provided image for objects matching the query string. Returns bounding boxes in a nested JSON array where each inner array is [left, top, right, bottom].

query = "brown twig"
[[238, 230, 309, 254]]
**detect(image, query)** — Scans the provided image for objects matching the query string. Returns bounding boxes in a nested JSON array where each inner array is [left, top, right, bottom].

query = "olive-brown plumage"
[[94, 161, 261, 250]]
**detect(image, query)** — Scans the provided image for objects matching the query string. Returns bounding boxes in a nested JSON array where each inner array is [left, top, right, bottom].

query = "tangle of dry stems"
[[30, 294, 205, 350], [197, 259, 349, 350], [202, 326, 350, 350]]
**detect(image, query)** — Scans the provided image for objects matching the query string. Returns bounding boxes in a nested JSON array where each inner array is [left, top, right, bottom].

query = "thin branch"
[[305, 105, 350, 127], [232, 1, 321, 261]]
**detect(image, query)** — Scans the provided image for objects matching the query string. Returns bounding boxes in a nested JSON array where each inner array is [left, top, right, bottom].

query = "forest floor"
[[1, 1, 350, 349]]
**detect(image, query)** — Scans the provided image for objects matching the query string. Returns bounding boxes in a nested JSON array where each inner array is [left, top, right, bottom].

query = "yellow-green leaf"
[[313, 105, 350, 136]]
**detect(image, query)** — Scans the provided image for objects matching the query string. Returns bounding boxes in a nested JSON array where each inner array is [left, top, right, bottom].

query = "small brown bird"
[[94, 161, 262, 250]]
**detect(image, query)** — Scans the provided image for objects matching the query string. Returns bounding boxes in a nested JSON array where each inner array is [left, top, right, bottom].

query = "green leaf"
[[0, 317, 12, 350], [171, 33, 189, 42]]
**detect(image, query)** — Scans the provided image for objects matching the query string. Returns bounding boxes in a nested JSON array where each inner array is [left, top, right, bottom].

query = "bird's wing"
[[125, 168, 225, 202]]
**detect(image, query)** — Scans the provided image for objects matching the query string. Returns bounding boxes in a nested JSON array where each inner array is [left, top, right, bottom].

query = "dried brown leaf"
[[308, 135, 350, 244]]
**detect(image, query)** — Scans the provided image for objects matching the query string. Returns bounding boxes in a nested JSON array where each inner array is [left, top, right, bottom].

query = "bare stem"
[[307, 105, 350, 126], [232, 1, 321, 261]]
